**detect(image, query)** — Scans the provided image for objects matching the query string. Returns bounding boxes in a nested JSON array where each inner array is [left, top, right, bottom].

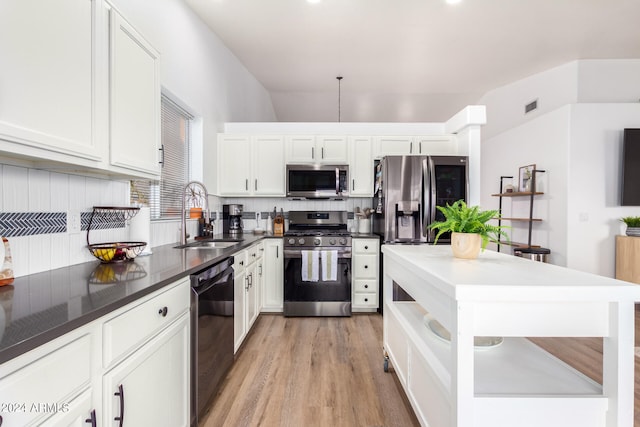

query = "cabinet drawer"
[[247, 244, 260, 264], [256, 242, 265, 259], [353, 293, 377, 307], [353, 254, 377, 278], [103, 278, 190, 368], [352, 239, 379, 254], [0, 333, 92, 427], [353, 279, 377, 293], [234, 249, 248, 272]]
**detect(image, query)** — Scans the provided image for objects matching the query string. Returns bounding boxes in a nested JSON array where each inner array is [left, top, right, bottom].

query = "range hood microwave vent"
[[286, 164, 349, 200]]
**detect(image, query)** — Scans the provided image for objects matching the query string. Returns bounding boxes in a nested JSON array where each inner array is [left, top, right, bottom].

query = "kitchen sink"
[[175, 240, 242, 250]]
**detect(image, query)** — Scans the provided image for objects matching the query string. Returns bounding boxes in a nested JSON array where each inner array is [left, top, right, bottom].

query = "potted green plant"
[[428, 200, 509, 259], [621, 216, 640, 236]]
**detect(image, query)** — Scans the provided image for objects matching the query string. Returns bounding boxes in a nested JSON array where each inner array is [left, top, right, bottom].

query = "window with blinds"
[[130, 95, 192, 219]]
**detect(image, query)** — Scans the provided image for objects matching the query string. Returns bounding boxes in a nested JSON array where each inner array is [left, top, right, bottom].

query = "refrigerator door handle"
[[428, 157, 437, 241], [422, 158, 430, 238]]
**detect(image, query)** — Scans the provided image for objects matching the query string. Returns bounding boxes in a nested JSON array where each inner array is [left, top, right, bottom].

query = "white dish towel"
[[301, 250, 319, 282], [321, 250, 338, 281]]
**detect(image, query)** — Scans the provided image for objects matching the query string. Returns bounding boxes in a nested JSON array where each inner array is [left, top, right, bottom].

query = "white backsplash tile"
[[29, 169, 51, 211], [50, 172, 70, 212], [3, 165, 29, 211]]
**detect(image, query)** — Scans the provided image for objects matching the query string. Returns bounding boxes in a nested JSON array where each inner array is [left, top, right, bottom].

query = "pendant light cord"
[[336, 76, 343, 122]]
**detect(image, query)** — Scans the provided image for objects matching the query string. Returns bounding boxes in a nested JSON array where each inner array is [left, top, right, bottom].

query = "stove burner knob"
[[339, 238, 348, 246], [314, 238, 321, 246], [329, 238, 337, 245], [288, 238, 296, 245], [298, 238, 306, 245]]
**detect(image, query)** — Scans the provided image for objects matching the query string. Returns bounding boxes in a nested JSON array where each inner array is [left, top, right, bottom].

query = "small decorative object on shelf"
[[621, 216, 640, 236], [518, 164, 536, 192], [427, 200, 508, 259], [86, 206, 146, 263]]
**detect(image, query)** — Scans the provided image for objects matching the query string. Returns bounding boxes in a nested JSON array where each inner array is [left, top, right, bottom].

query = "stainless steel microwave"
[[286, 164, 349, 199]]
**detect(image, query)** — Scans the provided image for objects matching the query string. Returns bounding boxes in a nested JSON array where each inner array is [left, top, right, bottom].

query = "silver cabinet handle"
[[158, 145, 164, 165]]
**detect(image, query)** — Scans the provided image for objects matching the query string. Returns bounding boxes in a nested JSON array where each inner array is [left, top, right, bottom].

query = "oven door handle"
[[284, 249, 351, 259], [335, 167, 340, 195]]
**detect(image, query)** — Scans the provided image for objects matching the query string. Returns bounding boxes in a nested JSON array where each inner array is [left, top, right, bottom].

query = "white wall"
[[1, 0, 276, 277], [480, 58, 640, 277], [566, 104, 640, 276], [481, 107, 570, 266]]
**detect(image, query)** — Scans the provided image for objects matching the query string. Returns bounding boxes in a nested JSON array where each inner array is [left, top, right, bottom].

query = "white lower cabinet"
[[0, 327, 95, 426], [351, 238, 379, 312], [261, 239, 284, 313], [102, 312, 190, 427], [0, 277, 191, 427], [233, 243, 263, 353]]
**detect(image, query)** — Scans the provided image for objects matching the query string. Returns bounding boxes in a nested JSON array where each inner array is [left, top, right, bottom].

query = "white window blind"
[[131, 95, 192, 219]]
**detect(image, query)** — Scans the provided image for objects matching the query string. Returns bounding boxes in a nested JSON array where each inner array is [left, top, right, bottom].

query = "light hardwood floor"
[[201, 314, 420, 427], [203, 308, 640, 427]]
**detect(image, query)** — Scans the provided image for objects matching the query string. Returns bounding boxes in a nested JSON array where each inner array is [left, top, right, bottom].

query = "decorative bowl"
[[88, 242, 147, 263]]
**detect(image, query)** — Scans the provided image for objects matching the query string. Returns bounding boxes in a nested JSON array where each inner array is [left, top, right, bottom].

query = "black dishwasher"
[[190, 256, 234, 427]]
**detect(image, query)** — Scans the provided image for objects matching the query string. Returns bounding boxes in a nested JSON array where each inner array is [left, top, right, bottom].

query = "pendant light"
[[336, 76, 343, 122]]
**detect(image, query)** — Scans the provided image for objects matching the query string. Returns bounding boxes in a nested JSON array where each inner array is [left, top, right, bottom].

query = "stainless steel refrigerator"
[[372, 155, 469, 244]]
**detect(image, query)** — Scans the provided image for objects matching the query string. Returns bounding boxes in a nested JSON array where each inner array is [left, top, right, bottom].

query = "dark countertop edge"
[[0, 234, 279, 365]]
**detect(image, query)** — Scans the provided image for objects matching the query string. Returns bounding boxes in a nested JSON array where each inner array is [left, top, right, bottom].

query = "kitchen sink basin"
[[175, 240, 241, 250]]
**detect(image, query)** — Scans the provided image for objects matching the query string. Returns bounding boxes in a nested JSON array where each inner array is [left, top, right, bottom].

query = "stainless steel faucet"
[[181, 181, 210, 246]]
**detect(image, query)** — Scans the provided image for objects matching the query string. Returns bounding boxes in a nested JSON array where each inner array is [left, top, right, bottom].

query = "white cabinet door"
[[285, 135, 316, 163], [102, 313, 190, 427], [0, 330, 94, 427], [348, 136, 373, 197], [218, 135, 252, 196], [109, 8, 161, 178], [0, 0, 102, 163], [40, 388, 95, 427], [317, 136, 348, 164], [373, 136, 414, 158], [252, 136, 285, 196], [246, 262, 259, 330], [234, 254, 247, 352], [262, 239, 284, 312], [414, 135, 457, 155]]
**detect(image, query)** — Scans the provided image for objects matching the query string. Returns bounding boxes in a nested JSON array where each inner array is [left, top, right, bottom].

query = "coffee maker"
[[223, 204, 243, 235]]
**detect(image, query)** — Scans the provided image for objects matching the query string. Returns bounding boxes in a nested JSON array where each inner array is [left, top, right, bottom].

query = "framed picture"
[[518, 164, 536, 192]]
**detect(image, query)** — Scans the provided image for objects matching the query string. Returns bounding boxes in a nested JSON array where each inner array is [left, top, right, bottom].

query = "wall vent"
[[525, 99, 538, 114]]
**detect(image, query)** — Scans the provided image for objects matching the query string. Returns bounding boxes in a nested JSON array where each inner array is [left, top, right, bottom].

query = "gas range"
[[284, 211, 351, 249]]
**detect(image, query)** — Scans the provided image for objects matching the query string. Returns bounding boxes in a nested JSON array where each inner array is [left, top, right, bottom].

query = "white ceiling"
[[185, 0, 640, 122]]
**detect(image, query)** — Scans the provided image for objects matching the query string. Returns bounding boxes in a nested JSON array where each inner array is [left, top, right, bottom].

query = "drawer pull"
[[364, 265, 368, 269], [0, 415, 3, 426], [364, 298, 369, 302], [158, 306, 168, 317], [364, 245, 369, 250], [114, 384, 125, 427], [364, 284, 369, 289], [239, 261, 244, 266], [85, 409, 96, 426]]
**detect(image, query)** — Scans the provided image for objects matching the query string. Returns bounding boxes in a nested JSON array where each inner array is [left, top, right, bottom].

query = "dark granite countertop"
[[0, 234, 275, 364]]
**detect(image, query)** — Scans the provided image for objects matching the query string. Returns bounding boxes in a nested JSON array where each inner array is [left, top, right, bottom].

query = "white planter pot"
[[451, 232, 482, 259]]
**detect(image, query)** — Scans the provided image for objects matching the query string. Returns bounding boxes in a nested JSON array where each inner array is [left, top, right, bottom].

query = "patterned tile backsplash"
[[0, 164, 374, 278], [0, 212, 67, 237]]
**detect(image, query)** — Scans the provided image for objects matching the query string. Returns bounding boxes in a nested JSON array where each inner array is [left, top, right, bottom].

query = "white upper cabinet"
[[0, 0, 161, 179], [0, 0, 102, 164], [108, 6, 161, 178], [374, 135, 456, 158], [285, 135, 348, 164], [348, 136, 374, 197], [217, 135, 285, 197], [252, 136, 286, 195]]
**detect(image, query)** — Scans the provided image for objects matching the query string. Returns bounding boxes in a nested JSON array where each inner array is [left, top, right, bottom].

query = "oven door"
[[283, 249, 352, 316]]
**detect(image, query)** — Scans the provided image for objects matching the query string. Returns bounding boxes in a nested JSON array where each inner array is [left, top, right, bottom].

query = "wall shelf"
[[493, 172, 546, 252]]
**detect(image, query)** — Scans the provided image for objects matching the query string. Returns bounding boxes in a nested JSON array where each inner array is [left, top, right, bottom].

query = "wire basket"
[[88, 242, 147, 263]]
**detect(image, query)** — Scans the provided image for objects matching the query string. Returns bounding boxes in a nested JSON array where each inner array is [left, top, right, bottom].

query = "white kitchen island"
[[382, 244, 640, 427]]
